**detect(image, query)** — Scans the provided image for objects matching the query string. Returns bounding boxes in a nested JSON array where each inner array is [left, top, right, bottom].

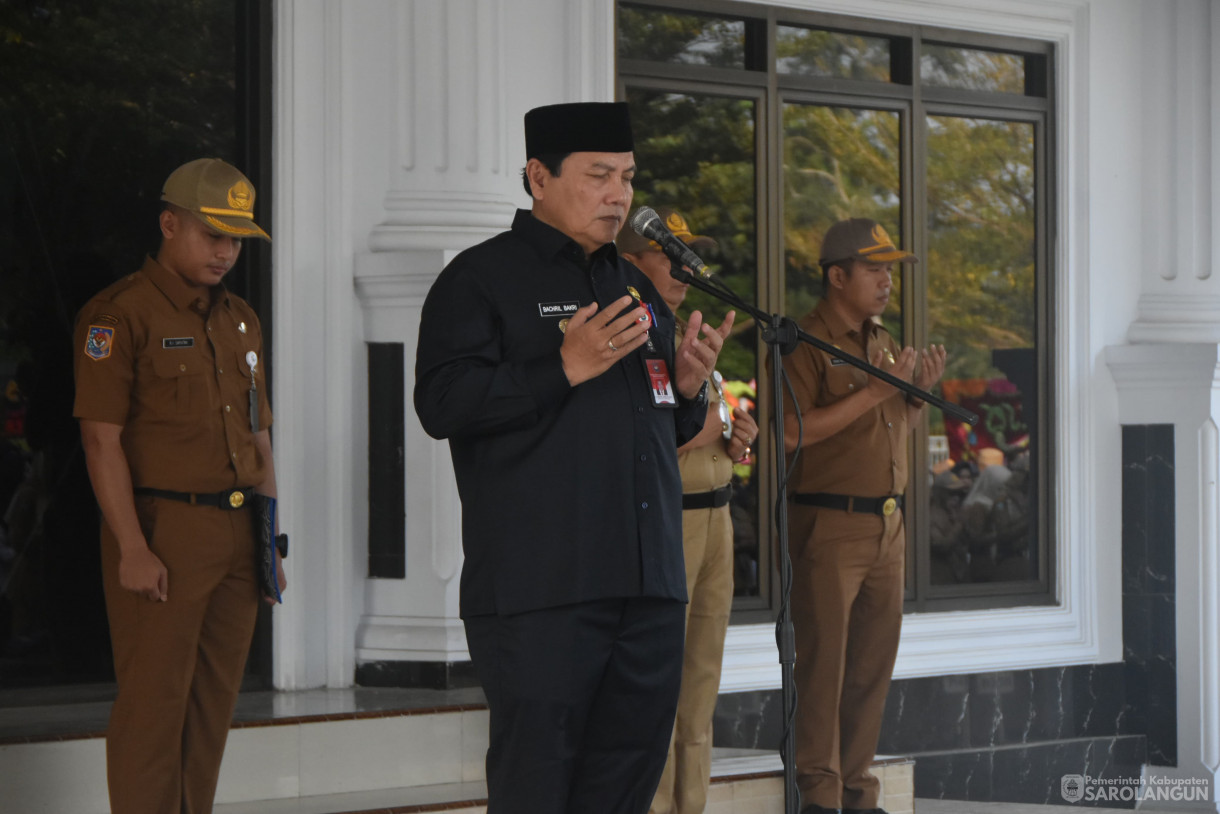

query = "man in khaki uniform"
[[618, 208, 759, 814], [73, 158, 285, 814], [781, 219, 945, 814]]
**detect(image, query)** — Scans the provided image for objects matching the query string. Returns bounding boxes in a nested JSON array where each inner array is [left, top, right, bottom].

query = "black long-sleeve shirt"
[[414, 209, 705, 617]]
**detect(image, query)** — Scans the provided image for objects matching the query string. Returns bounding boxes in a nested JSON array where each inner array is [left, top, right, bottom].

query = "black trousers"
[[464, 597, 686, 814]]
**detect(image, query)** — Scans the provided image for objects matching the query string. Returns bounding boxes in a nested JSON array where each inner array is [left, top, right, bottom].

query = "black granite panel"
[[877, 664, 1132, 754], [914, 735, 1147, 807], [1144, 657, 1177, 766], [1120, 424, 1176, 765], [1120, 425, 1149, 596], [711, 423, 1180, 805], [713, 663, 1134, 754], [1144, 425, 1176, 595], [355, 659, 480, 690], [713, 686, 784, 752]]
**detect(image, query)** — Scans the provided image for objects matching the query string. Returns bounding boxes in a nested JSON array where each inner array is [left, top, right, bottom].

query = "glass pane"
[[625, 88, 761, 597], [925, 116, 1038, 586], [617, 4, 747, 69], [776, 26, 890, 81], [921, 45, 1026, 94], [782, 104, 902, 336], [0, 1, 243, 689]]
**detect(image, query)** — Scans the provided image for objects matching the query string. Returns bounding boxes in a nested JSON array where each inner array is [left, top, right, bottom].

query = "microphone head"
[[630, 206, 664, 240]]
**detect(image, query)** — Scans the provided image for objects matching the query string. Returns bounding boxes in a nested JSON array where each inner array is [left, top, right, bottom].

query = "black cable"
[[774, 365, 803, 804]]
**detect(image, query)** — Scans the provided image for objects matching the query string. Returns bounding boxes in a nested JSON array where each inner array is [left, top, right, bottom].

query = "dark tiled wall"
[[1120, 424, 1176, 765], [714, 424, 1177, 804]]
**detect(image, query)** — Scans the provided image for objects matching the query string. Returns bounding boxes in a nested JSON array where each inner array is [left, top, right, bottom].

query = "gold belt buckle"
[[228, 490, 246, 509], [882, 497, 897, 517]]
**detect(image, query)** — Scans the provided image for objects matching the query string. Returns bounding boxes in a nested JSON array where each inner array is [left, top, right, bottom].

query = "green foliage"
[[926, 116, 1036, 382], [1, 0, 238, 360], [775, 26, 889, 81], [921, 45, 1025, 94], [627, 89, 759, 383], [618, 5, 745, 68]]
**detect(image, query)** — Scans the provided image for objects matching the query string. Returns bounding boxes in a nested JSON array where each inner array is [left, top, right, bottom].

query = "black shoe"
[[800, 805, 842, 814], [843, 808, 889, 814]]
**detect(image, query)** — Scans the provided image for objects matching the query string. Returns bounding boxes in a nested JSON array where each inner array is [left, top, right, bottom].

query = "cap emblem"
[[227, 181, 253, 212], [665, 212, 690, 236], [858, 223, 897, 255]]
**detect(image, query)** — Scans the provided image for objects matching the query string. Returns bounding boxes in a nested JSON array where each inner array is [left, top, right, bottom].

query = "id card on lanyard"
[[636, 301, 677, 408]]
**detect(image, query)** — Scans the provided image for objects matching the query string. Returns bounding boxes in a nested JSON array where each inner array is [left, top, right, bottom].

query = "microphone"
[[629, 207, 711, 278]]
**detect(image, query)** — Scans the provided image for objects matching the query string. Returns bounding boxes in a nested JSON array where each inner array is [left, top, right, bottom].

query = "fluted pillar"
[[365, 0, 516, 253], [1127, 0, 1220, 342], [352, 0, 615, 686], [1108, 1, 1220, 803]]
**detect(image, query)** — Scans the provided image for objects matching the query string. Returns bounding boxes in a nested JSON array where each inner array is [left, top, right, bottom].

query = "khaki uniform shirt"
[[785, 298, 908, 497], [73, 256, 272, 493], [675, 321, 734, 493], [678, 377, 735, 493]]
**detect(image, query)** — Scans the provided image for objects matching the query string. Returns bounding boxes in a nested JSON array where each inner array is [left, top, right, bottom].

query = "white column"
[[351, 0, 616, 678], [1106, 345, 1220, 811], [1107, 3, 1220, 807], [272, 0, 365, 690], [1127, 0, 1218, 342], [364, 0, 516, 254], [352, 0, 515, 675], [354, 252, 471, 670]]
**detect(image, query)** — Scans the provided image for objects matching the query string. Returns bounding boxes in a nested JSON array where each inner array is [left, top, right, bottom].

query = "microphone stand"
[[671, 261, 977, 814]]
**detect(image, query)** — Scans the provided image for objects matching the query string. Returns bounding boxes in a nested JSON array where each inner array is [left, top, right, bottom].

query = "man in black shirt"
[[415, 102, 733, 814]]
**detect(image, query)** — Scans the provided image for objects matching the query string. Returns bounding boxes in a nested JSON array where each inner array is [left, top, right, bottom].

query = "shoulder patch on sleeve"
[[92, 313, 120, 326], [84, 325, 116, 360]]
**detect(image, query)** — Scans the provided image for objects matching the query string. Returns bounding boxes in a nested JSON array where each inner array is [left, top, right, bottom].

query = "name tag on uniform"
[[538, 301, 580, 318], [162, 337, 195, 349]]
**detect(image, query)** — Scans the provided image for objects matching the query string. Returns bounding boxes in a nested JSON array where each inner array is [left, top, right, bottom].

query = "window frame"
[[617, 0, 1057, 617]]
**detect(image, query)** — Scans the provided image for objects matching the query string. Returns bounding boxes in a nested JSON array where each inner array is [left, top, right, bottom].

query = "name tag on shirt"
[[538, 301, 580, 318], [163, 337, 195, 349]]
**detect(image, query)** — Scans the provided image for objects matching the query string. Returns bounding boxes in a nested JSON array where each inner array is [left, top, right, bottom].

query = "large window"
[[618, 1, 1054, 612], [0, 0, 271, 694]]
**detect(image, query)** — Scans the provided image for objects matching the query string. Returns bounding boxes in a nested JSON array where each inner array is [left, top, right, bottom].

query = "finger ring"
[[608, 339, 618, 352]]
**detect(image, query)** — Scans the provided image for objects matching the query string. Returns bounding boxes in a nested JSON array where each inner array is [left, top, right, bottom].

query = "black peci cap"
[[525, 102, 634, 158]]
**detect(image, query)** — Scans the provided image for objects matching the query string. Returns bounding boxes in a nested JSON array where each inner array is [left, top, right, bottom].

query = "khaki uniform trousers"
[[101, 496, 260, 814], [789, 504, 904, 811], [649, 503, 734, 814]]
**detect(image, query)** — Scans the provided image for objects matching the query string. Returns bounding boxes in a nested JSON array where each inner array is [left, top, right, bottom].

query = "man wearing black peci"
[[414, 102, 733, 814]]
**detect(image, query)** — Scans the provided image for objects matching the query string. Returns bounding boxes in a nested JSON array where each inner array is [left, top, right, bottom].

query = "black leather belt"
[[133, 487, 255, 510], [682, 485, 732, 510], [791, 492, 904, 517]]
